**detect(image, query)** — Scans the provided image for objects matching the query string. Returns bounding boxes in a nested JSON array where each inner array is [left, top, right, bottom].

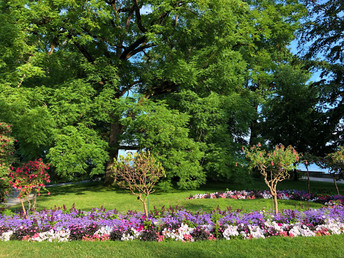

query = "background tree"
[[0, 0, 307, 187], [121, 99, 205, 189], [241, 0, 307, 146], [299, 0, 344, 154], [260, 64, 320, 154]]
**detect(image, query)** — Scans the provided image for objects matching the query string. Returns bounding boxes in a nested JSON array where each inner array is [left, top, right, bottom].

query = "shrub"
[[112, 151, 165, 217], [9, 159, 51, 217], [0, 122, 16, 202]]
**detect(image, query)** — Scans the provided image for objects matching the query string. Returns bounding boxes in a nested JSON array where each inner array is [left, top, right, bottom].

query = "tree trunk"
[[249, 100, 259, 146], [306, 167, 311, 194], [20, 199, 27, 219], [32, 191, 37, 211], [332, 173, 340, 195], [143, 199, 148, 218], [104, 122, 122, 186], [273, 194, 279, 214], [249, 118, 259, 146], [293, 168, 298, 181]]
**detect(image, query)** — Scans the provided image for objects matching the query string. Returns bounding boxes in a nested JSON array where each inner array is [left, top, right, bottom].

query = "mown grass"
[[0, 235, 344, 257], [8, 178, 343, 213], [2, 178, 344, 257]]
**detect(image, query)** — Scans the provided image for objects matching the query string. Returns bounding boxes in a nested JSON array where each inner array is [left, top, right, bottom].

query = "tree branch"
[[133, 0, 147, 33], [120, 35, 147, 60], [73, 41, 95, 64]]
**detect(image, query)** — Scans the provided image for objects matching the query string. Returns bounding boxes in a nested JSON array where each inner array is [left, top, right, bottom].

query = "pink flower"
[[183, 234, 192, 242]]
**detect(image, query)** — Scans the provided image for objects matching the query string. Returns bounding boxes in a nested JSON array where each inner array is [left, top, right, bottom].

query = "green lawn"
[[8, 178, 342, 213], [2, 178, 344, 257], [0, 235, 344, 257]]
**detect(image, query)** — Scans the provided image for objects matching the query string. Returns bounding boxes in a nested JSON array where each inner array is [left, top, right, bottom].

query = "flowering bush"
[[243, 144, 300, 214], [8, 159, 51, 217], [0, 205, 343, 242], [0, 122, 16, 203], [186, 189, 344, 206]]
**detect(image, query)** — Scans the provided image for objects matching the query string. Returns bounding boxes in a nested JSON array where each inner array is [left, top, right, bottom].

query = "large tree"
[[0, 0, 306, 187], [299, 0, 344, 154], [260, 64, 320, 154]]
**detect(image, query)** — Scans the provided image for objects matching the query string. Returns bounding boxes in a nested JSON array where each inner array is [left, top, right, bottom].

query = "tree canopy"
[[1, 0, 331, 188], [299, 0, 344, 154]]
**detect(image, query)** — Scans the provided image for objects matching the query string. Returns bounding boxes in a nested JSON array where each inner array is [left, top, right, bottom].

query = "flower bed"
[[187, 190, 344, 205], [0, 205, 344, 242]]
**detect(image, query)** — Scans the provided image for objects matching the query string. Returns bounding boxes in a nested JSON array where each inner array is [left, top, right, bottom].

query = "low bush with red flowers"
[[8, 159, 51, 217]]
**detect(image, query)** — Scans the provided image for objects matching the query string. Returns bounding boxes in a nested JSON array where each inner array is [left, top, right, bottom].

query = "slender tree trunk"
[[27, 195, 31, 213], [306, 167, 311, 194], [32, 191, 37, 210], [142, 199, 148, 218], [249, 99, 259, 146], [332, 173, 340, 195], [20, 199, 27, 219], [273, 194, 279, 214], [293, 168, 298, 181], [104, 122, 123, 186], [249, 119, 259, 146]]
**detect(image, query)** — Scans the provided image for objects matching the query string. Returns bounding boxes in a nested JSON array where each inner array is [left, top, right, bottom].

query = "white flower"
[[95, 226, 112, 237], [223, 225, 239, 240], [0, 230, 13, 241], [248, 225, 265, 239]]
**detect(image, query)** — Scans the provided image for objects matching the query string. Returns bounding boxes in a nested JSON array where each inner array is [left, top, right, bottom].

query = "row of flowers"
[[0, 204, 344, 242], [187, 189, 344, 205]]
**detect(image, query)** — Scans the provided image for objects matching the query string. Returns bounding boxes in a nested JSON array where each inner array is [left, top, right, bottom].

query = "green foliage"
[[326, 147, 344, 192], [47, 124, 108, 180], [0, 122, 15, 177], [299, 0, 344, 150], [0, 0, 309, 186], [167, 90, 254, 182], [122, 99, 205, 189], [112, 151, 165, 217], [243, 144, 300, 177], [261, 65, 320, 154], [0, 122, 15, 202], [243, 143, 300, 213], [0, 85, 55, 160]]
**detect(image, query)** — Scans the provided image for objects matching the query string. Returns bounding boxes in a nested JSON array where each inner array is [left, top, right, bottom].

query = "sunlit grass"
[[3, 178, 344, 258], [8, 178, 338, 213], [0, 235, 343, 257]]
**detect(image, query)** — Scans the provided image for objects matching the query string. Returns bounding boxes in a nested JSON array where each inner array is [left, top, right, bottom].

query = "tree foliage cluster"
[[0, 0, 341, 189], [243, 143, 300, 214]]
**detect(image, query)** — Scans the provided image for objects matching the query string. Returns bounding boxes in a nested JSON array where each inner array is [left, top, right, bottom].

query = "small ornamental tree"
[[0, 122, 16, 202], [243, 144, 300, 214], [112, 152, 165, 217], [9, 159, 51, 218], [326, 147, 344, 195]]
